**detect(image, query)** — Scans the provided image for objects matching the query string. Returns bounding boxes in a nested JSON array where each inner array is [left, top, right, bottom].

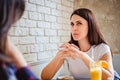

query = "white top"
[[65, 43, 111, 79]]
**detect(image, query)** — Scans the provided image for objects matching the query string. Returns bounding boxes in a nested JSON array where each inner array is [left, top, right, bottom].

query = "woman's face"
[[70, 14, 88, 41]]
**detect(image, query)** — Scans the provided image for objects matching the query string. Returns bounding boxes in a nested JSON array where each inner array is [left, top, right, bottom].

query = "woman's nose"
[[73, 25, 77, 31]]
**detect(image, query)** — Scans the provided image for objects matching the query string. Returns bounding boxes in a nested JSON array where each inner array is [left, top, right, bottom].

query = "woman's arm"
[[41, 50, 65, 80], [79, 52, 114, 80], [65, 44, 114, 80], [100, 53, 114, 80]]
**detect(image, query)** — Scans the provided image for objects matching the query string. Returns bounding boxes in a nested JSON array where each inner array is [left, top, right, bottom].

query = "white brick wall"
[[29, 28, 44, 36], [37, 6, 51, 14], [36, 36, 49, 43], [45, 29, 57, 36], [10, 0, 74, 79], [26, 19, 37, 27], [26, 3, 37, 11], [45, 14, 57, 22], [37, 21, 51, 28], [19, 37, 36, 44], [45, 0, 57, 8]]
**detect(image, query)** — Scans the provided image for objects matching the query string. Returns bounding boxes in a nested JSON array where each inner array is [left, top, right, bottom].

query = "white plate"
[[57, 76, 74, 80]]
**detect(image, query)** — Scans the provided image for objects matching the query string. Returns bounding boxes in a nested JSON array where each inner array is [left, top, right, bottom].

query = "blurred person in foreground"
[[0, 0, 39, 80]]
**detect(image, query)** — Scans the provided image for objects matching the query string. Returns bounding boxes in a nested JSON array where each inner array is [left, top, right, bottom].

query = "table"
[[79, 78, 90, 80], [56, 78, 90, 80]]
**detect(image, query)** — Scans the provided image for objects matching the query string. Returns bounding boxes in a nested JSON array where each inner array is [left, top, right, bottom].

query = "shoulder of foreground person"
[[0, 60, 39, 80], [16, 66, 39, 80]]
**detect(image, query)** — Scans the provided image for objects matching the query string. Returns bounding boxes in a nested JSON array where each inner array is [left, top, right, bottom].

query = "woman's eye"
[[77, 22, 82, 25], [70, 22, 74, 27]]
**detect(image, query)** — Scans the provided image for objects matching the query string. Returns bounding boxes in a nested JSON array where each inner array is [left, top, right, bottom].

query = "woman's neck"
[[78, 38, 91, 52]]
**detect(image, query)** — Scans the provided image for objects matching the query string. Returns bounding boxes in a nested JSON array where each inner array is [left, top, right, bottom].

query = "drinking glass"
[[90, 62, 102, 80]]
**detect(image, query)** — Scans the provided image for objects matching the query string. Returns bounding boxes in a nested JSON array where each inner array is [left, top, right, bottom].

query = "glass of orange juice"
[[90, 62, 102, 80]]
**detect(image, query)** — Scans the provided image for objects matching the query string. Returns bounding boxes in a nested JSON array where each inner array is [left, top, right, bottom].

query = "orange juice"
[[90, 67, 102, 80], [90, 62, 102, 80]]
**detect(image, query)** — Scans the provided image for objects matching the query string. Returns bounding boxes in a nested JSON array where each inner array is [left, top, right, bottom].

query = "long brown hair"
[[0, 0, 25, 55], [69, 8, 107, 47]]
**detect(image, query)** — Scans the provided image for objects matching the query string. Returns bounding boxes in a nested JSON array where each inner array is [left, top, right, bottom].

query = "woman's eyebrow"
[[71, 20, 82, 23], [76, 20, 82, 23]]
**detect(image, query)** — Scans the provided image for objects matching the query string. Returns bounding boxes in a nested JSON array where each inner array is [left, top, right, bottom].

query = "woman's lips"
[[73, 33, 79, 37], [73, 33, 78, 35]]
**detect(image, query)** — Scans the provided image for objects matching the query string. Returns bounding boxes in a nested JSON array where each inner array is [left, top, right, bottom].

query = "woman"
[[0, 0, 39, 80], [41, 8, 114, 80]]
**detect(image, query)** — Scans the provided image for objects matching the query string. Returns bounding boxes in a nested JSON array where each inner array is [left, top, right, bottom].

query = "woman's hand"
[[56, 47, 72, 60], [59, 43, 84, 59]]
